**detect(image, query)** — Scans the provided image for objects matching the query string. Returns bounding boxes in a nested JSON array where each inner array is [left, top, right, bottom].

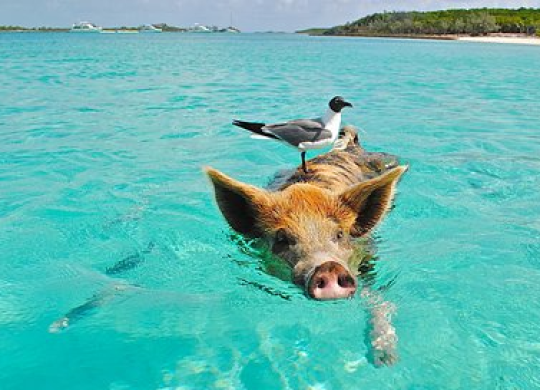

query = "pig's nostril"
[[316, 278, 326, 289], [338, 275, 355, 288]]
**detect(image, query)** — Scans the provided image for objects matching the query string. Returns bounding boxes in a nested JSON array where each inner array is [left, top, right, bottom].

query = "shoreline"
[[307, 32, 540, 46], [307, 33, 457, 41], [457, 36, 540, 45]]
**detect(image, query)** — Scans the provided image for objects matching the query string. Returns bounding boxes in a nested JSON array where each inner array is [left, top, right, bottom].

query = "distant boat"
[[139, 24, 163, 33], [189, 23, 211, 33], [222, 12, 240, 33], [70, 22, 102, 33], [221, 26, 240, 33], [186, 23, 240, 33]]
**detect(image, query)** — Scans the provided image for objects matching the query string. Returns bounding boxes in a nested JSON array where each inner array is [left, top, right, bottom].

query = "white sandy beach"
[[458, 36, 540, 45]]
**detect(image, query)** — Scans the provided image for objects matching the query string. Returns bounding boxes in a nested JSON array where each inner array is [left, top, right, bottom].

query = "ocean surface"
[[1, 32, 540, 389]]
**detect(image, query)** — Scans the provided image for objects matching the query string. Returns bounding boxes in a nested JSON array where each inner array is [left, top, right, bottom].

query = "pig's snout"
[[307, 261, 357, 300]]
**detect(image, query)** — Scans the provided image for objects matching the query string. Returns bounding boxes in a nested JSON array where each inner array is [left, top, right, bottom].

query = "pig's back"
[[270, 144, 400, 194]]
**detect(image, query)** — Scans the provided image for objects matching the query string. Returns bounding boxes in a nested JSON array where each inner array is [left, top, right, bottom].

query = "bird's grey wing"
[[284, 117, 325, 128], [264, 116, 324, 131], [262, 120, 331, 147]]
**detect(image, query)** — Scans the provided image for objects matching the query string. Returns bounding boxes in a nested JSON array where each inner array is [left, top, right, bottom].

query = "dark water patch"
[[160, 130, 200, 140]]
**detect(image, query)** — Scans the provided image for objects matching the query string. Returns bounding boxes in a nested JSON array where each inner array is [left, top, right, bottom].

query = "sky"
[[2, 0, 540, 31]]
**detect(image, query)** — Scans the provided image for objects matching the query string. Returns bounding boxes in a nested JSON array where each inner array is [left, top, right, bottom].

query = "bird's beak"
[[344, 101, 353, 108]]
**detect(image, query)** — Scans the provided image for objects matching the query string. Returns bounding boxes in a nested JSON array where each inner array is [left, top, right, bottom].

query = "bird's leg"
[[301, 152, 308, 173]]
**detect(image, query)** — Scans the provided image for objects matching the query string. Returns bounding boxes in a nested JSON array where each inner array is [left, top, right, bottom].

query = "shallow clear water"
[[1, 32, 540, 389]]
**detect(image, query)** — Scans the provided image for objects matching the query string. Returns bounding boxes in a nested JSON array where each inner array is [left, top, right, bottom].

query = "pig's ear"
[[204, 167, 270, 238], [339, 166, 407, 237]]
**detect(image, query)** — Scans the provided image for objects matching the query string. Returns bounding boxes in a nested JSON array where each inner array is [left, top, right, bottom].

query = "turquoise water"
[[1, 32, 540, 389]]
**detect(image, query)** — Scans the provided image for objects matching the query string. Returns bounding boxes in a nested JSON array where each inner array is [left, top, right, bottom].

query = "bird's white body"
[[321, 108, 342, 141]]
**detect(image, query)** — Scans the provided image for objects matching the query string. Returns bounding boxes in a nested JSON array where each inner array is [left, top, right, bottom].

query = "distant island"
[[0, 25, 69, 32], [298, 8, 540, 39], [0, 23, 240, 33]]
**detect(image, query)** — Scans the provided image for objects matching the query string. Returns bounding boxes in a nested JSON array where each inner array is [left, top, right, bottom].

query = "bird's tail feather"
[[232, 120, 278, 140]]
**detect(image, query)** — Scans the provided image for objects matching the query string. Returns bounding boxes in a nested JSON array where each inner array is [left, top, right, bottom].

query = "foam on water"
[[1, 32, 540, 389]]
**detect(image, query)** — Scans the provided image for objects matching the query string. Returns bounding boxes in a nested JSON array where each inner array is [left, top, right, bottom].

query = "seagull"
[[232, 96, 353, 173]]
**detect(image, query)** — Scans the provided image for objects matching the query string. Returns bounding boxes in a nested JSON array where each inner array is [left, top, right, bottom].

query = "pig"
[[205, 126, 407, 300], [206, 126, 407, 365]]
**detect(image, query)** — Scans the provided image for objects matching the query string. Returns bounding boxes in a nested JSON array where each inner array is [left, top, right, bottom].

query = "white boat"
[[139, 24, 162, 33], [189, 23, 211, 33], [70, 22, 102, 33], [223, 26, 240, 33]]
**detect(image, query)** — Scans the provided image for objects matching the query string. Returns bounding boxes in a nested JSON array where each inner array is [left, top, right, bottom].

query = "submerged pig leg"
[[361, 286, 398, 366]]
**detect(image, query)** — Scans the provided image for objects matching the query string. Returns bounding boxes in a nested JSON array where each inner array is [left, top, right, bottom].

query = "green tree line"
[[0, 25, 26, 31], [324, 8, 540, 36], [0, 25, 69, 32]]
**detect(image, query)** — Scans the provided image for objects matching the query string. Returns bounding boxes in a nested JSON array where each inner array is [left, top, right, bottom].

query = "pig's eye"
[[335, 229, 345, 242], [273, 229, 295, 251]]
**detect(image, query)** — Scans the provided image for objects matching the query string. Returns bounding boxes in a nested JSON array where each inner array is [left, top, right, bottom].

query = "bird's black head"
[[329, 96, 353, 113]]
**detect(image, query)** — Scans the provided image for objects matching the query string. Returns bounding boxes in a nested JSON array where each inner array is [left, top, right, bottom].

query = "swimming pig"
[[205, 126, 407, 301]]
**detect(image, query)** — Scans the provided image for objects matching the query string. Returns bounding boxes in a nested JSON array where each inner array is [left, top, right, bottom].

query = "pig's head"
[[205, 166, 407, 300]]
